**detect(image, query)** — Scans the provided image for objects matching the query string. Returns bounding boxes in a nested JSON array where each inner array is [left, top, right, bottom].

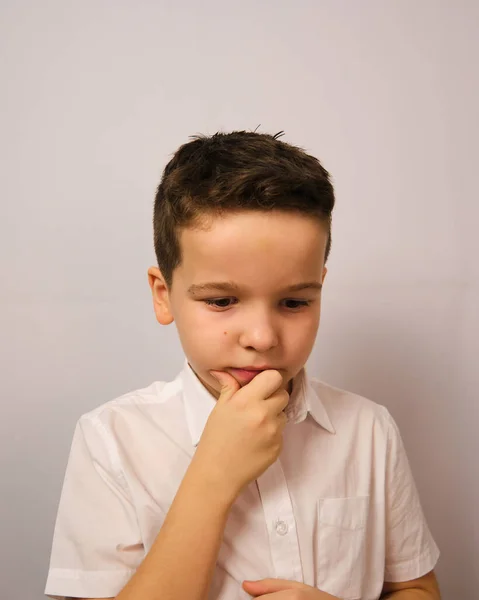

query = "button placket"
[[274, 519, 289, 536], [256, 459, 304, 583]]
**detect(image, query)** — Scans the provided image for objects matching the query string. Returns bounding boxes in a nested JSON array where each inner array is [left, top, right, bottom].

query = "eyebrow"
[[187, 281, 323, 296]]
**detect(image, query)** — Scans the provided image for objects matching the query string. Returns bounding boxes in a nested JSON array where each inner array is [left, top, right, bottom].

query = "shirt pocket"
[[316, 496, 369, 600]]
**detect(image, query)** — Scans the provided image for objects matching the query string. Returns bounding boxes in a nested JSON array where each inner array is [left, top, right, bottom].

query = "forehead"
[[177, 210, 327, 288]]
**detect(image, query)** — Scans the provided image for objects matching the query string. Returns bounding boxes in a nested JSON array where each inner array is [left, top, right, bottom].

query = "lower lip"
[[229, 368, 265, 383]]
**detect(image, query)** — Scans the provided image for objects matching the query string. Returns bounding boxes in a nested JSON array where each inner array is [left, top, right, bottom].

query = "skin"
[[148, 209, 328, 400]]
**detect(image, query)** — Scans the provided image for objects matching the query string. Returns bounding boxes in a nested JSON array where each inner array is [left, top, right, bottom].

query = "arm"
[[67, 369, 286, 600], [114, 459, 236, 600], [49, 423, 234, 600], [380, 570, 441, 599], [74, 462, 234, 600]]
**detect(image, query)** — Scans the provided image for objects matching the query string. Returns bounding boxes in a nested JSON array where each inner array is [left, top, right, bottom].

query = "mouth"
[[228, 367, 275, 384]]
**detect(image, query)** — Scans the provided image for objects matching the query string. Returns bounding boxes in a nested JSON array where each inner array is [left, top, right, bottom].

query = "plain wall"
[[1, 1, 477, 599]]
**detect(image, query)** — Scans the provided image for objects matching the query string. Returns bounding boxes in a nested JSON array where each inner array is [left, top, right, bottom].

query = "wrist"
[[186, 456, 239, 510]]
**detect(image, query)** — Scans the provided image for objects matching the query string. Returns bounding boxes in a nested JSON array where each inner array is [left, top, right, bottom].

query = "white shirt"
[[45, 358, 440, 600]]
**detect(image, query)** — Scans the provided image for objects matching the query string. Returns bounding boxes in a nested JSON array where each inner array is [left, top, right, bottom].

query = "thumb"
[[242, 579, 278, 596], [242, 579, 304, 594], [209, 370, 240, 401]]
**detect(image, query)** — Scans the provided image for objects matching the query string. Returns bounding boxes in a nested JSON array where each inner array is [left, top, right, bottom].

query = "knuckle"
[[266, 421, 278, 438], [251, 408, 268, 427]]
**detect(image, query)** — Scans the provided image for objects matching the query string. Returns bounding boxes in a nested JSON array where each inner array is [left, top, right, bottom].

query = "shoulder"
[[78, 376, 181, 425], [310, 377, 394, 433], [72, 375, 187, 452], [62, 376, 187, 480]]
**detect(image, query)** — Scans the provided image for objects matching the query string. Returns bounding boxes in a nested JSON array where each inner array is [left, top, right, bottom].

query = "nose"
[[238, 310, 279, 352]]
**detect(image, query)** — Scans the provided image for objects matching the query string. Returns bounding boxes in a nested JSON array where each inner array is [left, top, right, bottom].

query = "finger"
[[209, 370, 241, 402], [241, 369, 285, 401], [243, 578, 306, 590], [266, 390, 291, 416], [246, 592, 291, 598]]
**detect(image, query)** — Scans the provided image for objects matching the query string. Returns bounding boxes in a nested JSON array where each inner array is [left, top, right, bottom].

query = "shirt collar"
[[180, 358, 335, 448]]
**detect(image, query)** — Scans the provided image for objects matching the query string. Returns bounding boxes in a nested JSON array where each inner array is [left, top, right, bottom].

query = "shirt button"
[[275, 520, 289, 536]]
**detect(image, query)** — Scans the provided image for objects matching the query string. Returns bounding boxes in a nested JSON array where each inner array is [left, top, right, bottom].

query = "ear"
[[322, 265, 328, 283], [148, 267, 174, 325]]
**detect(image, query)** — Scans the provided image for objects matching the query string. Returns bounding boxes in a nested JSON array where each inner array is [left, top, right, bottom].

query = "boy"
[[45, 131, 441, 600]]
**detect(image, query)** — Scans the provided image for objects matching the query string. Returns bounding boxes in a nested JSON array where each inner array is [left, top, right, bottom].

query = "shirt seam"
[[385, 544, 438, 571], [384, 541, 441, 587], [87, 412, 133, 497]]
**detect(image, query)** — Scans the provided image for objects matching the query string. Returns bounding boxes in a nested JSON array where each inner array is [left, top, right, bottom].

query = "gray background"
[[1, 1, 477, 599]]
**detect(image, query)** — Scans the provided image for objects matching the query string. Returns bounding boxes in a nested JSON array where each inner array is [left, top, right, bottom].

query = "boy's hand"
[[242, 578, 339, 598], [191, 369, 289, 500]]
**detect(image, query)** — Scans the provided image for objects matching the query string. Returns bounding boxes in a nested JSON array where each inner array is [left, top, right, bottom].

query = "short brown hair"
[[153, 130, 335, 289]]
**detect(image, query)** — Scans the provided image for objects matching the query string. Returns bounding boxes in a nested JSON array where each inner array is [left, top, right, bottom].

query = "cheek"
[[289, 314, 320, 350], [180, 302, 212, 329], [186, 317, 230, 356], [174, 304, 218, 349]]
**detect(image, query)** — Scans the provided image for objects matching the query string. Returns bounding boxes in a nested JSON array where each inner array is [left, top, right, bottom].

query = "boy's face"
[[148, 210, 328, 400]]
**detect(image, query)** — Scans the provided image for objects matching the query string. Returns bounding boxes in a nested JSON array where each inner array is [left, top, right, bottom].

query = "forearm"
[[381, 589, 440, 599], [116, 460, 236, 600]]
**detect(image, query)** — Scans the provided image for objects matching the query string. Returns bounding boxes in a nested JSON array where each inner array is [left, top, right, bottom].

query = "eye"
[[283, 299, 311, 309], [202, 298, 312, 310], [203, 298, 237, 309]]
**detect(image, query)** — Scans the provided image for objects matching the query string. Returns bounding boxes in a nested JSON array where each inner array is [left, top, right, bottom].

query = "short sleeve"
[[44, 414, 144, 599], [383, 408, 440, 582]]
